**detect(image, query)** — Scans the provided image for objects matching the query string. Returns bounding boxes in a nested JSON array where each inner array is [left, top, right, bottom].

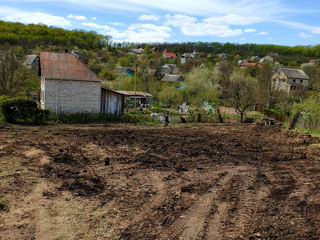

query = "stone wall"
[[41, 78, 101, 113]]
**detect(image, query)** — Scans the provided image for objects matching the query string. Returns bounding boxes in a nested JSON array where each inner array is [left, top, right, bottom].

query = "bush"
[[53, 112, 155, 124], [1, 97, 49, 124]]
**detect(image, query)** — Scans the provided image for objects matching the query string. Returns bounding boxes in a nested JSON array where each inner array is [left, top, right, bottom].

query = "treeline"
[[136, 42, 320, 61], [0, 21, 109, 51]]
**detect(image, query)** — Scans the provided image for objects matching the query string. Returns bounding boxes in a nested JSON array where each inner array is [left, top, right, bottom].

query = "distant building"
[[25, 55, 40, 72], [272, 67, 309, 94], [260, 55, 274, 63], [216, 53, 228, 60], [181, 53, 194, 64], [309, 59, 319, 65], [161, 74, 183, 83], [161, 64, 179, 74], [116, 67, 132, 76], [116, 90, 153, 105], [163, 49, 177, 59], [129, 48, 144, 54], [240, 62, 262, 69]]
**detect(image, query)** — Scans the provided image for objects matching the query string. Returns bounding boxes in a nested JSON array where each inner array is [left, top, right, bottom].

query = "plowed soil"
[[0, 123, 320, 240]]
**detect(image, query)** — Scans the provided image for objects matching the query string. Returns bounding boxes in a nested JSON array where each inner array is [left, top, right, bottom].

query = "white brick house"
[[40, 52, 102, 114]]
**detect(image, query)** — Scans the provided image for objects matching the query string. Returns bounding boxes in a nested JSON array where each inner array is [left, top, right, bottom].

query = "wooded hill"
[[0, 20, 320, 61]]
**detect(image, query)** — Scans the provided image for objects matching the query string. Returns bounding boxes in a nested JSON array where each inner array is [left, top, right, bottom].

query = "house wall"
[[41, 78, 101, 113], [272, 70, 290, 92]]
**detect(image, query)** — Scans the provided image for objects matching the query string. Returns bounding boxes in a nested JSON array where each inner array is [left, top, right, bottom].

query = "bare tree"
[[229, 70, 257, 122], [0, 46, 39, 97]]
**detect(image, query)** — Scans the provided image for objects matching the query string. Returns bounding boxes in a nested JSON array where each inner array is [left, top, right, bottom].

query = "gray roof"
[[129, 48, 144, 54], [282, 68, 309, 80], [162, 74, 183, 82], [162, 64, 177, 68]]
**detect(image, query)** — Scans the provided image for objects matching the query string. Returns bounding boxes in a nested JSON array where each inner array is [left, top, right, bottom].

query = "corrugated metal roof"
[[282, 68, 309, 80], [162, 74, 183, 82], [40, 51, 101, 81], [116, 90, 153, 97]]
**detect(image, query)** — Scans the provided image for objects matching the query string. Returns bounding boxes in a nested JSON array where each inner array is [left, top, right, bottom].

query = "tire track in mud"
[[161, 166, 249, 240]]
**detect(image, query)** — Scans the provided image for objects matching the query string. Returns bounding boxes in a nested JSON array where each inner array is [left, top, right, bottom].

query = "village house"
[[129, 48, 144, 54], [260, 55, 274, 63], [25, 55, 40, 72], [309, 59, 320, 65], [272, 67, 309, 94], [39, 51, 125, 114], [240, 62, 262, 69], [161, 74, 183, 83], [161, 64, 179, 74], [163, 49, 177, 59], [116, 66, 132, 76], [181, 53, 195, 64]]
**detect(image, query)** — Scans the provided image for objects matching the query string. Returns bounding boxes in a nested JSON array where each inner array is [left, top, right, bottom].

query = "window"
[[293, 79, 296, 83], [300, 80, 303, 83]]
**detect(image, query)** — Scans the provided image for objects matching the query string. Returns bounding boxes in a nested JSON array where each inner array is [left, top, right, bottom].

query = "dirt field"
[[0, 123, 320, 240]]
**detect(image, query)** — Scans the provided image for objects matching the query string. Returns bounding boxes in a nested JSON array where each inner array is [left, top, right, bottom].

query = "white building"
[[40, 51, 102, 114]]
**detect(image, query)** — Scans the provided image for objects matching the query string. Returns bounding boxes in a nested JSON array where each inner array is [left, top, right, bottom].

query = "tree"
[[184, 67, 218, 106], [229, 70, 257, 122], [301, 63, 320, 90], [0, 46, 39, 97], [216, 61, 234, 87], [159, 86, 182, 106]]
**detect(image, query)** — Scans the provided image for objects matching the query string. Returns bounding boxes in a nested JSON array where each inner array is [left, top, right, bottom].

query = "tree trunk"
[[240, 112, 244, 123]]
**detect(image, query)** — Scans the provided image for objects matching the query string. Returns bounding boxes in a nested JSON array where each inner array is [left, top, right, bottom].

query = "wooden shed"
[[101, 88, 124, 115]]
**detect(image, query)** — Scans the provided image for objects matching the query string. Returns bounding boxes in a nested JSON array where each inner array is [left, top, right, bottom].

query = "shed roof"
[[115, 90, 153, 98], [281, 68, 309, 80], [40, 51, 101, 81], [162, 74, 183, 82]]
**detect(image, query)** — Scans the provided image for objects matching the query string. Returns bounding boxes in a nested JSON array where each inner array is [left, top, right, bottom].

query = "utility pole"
[[134, 63, 137, 108]]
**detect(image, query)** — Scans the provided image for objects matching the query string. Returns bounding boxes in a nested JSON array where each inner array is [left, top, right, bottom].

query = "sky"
[[1, 0, 320, 46]]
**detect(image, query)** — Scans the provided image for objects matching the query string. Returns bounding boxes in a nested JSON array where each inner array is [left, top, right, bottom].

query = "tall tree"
[[0, 46, 39, 97], [229, 70, 257, 122]]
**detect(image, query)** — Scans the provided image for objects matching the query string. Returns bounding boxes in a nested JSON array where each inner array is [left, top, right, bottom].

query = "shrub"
[[1, 97, 49, 124]]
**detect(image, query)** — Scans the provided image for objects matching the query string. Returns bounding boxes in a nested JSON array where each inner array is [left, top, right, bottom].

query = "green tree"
[[0, 46, 39, 97], [228, 70, 257, 122], [184, 67, 218, 106], [159, 86, 183, 106]]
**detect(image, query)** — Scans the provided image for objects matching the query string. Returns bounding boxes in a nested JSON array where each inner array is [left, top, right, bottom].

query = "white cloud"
[[165, 14, 259, 37], [244, 28, 256, 33], [82, 22, 111, 30], [67, 14, 86, 21], [92, 17, 97, 21], [82, 22, 171, 42], [138, 15, 159, 21], [109, 22, 125, 26], [0, 6, 72, 27], [258, 31, 268, 35], [312, 27, 320, 34], [239, 37, 245, 41], [299, 32, 313, 38]]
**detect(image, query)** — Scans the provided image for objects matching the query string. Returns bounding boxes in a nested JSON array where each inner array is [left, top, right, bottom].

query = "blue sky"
[[1, 0, 320, 46]]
